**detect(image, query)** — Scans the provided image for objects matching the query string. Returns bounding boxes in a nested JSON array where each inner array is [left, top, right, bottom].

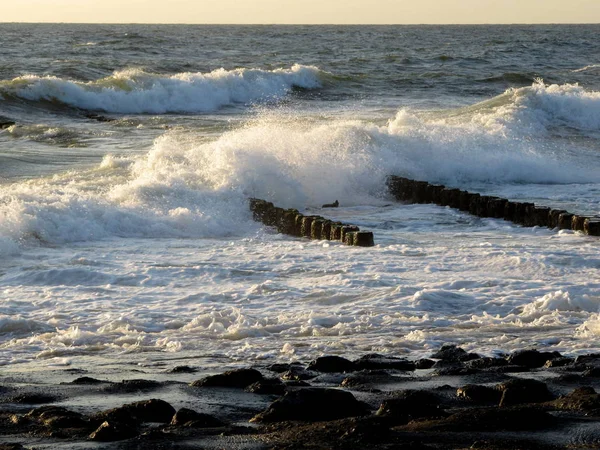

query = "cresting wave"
[[0, 64, 324, 114], [1, 81, 600, 256]]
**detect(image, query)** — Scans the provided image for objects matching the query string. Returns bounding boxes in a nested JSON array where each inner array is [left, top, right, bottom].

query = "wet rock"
[[340, 370, 397, 388], [465, 357, 507, 370], [103, 379, 162, 393], [167, 365, 197, 374], [543, 357, 574, 368], [415, 358, 435, 369], [0, 444, 24, 450], [251, 388, 369, 423], [549, 386, 600, 411], [89, 420, 138, 442], [6, 393, 58, 404], [434, 365, 478, 376], [308, 355, 357, 373], [376, 389, 445, 425], [496, 378, 554, 406], [583, 367, 600, 377], [245, 378, 286, 395], [574, 353, 600, 367], [191, 368, 263, 388], [456, 384, 502, 404], [322, 200, 339, 208], [354, 354, 416, 371], [267, 362, 303, 373], [506, 349, 562, 368], [280, 366, 317, 381], [493, 365, 531, 373], [170, 408, 225, 427], [431, 345, 478, 362], [26, 405, 90, 430], [70, 376, 106, 384], [84, 113, 115, 123], [401, 407, 556, 432], [97, 399, 176, 424]]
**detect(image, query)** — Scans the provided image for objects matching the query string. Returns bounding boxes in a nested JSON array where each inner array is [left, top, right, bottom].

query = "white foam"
[[2, 65, 324, 114]]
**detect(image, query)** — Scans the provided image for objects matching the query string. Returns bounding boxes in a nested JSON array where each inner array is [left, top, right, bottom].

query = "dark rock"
[[268, 362, 303, 373], [84, 113, 115, 123], [506, 349, 562, 368], [465, 357, 507, 369], [376, 389, 445, 424], [401, 407, 556, 432], [103, 379, 162, 393], [97, 399, 176, 424], [431, 345, 478, 362], [284, 380, 311, 387], [549, 386, 600, 411], [191, 368, 263, 388], [251, 388, 369, 423], [89, 420, 138, 442], [340, 370, 396, 388], [167, 365, 197, 374], [280, 366, 317, 381], [583, 367, 600, 377], [496, 378, 554, 406], [71, 376, 106, 384], [6, 393, 58, 404], [415, 358, 435, 369], [434, 365, 479, 376], [456, 384, 502, 404], [493, 365, 531, 373], [322, 200, 339, 208], [25, 406, 90, 429], [170, 408, 225, 427], [0, 444, 24, 450], [574, 353, 600, 367], [543, 357, 574, 368], [308, 355, 357, 373], [354, 354, 416, 371], [245, 378, 286, 395]]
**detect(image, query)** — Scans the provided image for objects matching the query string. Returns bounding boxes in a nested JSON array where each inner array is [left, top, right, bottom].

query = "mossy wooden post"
[[572, 215, 587, 232], [584, 219, 600, 236], [558, 213, 574, 230], [311, 219, 325, 240], [549, 209, 567, 229], [343, 231, 357, 245], [353, 231, 375, 247], [301, 216, 315, 238], [330, 222, 344, 240], [340, 225, 359, 243], [321, 221, 333, 240]]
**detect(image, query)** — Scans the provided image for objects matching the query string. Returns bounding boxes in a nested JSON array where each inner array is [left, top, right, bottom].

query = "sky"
[[3, 0, 600, 24]]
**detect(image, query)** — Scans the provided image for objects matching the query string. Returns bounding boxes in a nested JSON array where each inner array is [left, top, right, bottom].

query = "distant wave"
[[435, 80, 600, 135], [0, 65, 324, 114]]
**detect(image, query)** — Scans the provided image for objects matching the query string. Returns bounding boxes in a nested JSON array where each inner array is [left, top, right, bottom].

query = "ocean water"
[[1, 24, 600, 378]]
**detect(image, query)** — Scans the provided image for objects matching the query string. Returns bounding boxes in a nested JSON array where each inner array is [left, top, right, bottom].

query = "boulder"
[[245, 378, 286, 395], [506, 349, 562, 368], [376, 390, 445, 424], [89, 421, 138, 442], [456, 384, 502, 404], [170, 408, 225, 427], [308, 355, 357, 373], [496, 378, 553, 406], [96, 399, 176, 424], [251, 388, 369, 423], [430, 345, 478, 362], [191, 368, 263, 388], [353, 354, 416, 371]]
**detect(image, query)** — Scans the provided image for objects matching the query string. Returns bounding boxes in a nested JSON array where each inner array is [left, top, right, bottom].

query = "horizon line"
[[1, 21, 600, 26]]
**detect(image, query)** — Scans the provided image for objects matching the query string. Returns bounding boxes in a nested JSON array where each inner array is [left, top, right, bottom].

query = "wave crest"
[[0, 64, 324, 114]]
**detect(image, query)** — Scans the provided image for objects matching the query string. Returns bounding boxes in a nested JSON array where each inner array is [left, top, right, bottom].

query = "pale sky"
[[3, 0, 600, 24]]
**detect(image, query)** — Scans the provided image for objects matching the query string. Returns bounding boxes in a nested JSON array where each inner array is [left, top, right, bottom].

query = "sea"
[[1, 24, 600, 380]]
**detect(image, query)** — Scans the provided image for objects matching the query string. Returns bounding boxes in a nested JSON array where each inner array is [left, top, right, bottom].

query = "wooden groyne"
[[387, 176, 600, 236], [248, 198, 375, 247]]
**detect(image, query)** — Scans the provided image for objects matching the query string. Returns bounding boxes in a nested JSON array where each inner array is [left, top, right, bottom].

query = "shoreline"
[[2, 345, 600, 449]]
